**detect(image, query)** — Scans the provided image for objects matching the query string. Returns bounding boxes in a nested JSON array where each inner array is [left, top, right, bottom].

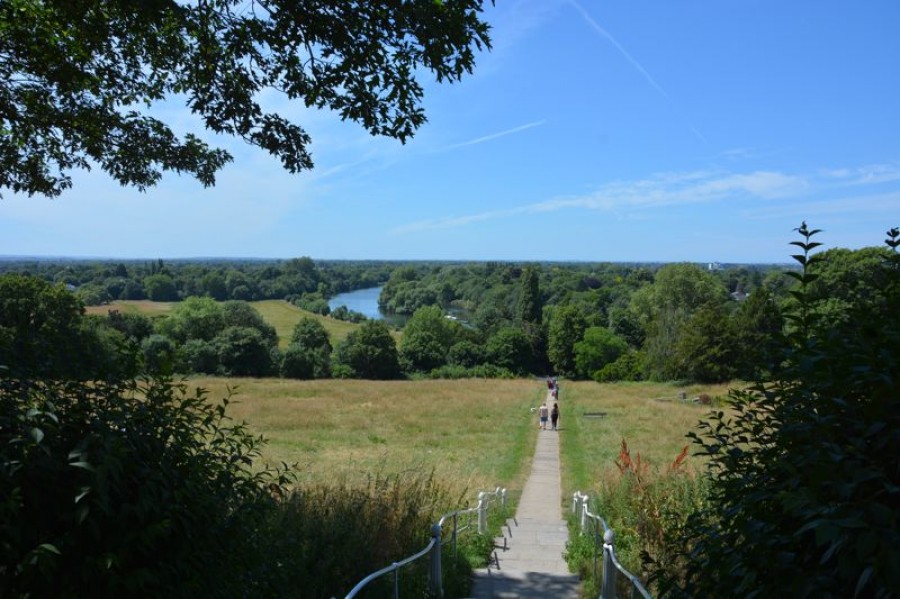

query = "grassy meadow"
[[86, 299, 383, 347], [85, 299, 175, 317], [86, 299, 734, 510], [557, 381, 734, 496], [185, 377, 734, 508], [189, 377, 543, 499]]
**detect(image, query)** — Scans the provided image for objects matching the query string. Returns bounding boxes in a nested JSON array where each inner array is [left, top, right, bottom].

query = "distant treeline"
[[0, 246, 890, 384], [0, 256, 393, 307]]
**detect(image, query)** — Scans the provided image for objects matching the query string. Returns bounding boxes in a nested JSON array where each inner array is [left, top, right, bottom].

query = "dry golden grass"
[[557, 380, 735, 495], [188, 377, 543, 497], [84, 300, 175, 317], [180, 377, 738, 504], [250, 300, 365, 347]]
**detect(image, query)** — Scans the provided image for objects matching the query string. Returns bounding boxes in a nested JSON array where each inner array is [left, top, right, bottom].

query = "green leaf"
[[29, 427, 44, 444], [37, 543, 61, 555]]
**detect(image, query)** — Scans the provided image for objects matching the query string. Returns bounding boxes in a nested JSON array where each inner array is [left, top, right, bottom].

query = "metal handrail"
[[572, 491, 653, 599], [344, 534, 438, 599], [343, 486, 507, 599]]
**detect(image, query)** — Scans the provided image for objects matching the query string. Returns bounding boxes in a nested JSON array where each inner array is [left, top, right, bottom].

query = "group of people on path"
[[538, 375, 560, 430]]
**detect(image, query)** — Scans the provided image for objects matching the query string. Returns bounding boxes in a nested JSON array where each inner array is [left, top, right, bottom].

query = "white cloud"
[[742, 191, 900, 221], [390, 164, 900, 235], [820, 162, 900, 186]]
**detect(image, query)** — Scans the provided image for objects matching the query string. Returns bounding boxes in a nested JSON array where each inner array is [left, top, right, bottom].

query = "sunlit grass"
[[189, 377, 542, 498], [85, 300, 175, 317], [557, 380, 734, 497], [183, 377, 734, 505]]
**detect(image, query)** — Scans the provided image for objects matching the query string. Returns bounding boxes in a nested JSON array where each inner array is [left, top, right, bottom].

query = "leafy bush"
[[447, 340, 485, 368], [566, 440, 705, 597], [280, 344, 331, 379], [333, 320, 401, 379], [399, 331, 447, 372], [595, 350, 643, 382], [330, 305, 367, 323], [291, 293, 330, 315], [647, 225, 900, 598], [140, 334, 177, 375], [214, 326, 274, 377], [180, 338, 219, 374], [574, 326, 628, 380], [0, 275, 90, 380], [426, 364, 516, 379], [0, 376, 290, 598], [485, 327, 534, 375]]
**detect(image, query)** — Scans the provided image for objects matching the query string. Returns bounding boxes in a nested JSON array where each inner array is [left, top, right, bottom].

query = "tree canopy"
[[0, 0, 492, 197]]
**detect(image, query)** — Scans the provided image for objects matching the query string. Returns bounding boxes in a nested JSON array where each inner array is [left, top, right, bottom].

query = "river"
[[328, 286, 471, 327], [328, 286, 385, 320]]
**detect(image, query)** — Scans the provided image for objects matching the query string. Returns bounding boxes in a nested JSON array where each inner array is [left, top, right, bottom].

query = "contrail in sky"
[[442, 120, 547, 151], [569, 0, 669, 99], [569, 0, 708, 144]]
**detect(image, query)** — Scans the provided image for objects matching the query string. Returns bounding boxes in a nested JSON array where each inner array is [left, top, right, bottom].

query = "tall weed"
[[253, 470, 499, 598], [567, 439, 708, 595]]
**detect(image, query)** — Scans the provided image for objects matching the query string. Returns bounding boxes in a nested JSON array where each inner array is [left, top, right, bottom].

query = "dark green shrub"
[[140, 334, 176, 375], [595, 350, 643, 382], [447, 340, 485, 368], [280, 344, 330, 379], [214, 326, 274, 377], [283, 318, 332, 379], [399, 331, 447, 372], [180, 338, 219, 374], [647, 225, 900, 598], [333, 320, 401, 379], [0, 376, 290, 598]]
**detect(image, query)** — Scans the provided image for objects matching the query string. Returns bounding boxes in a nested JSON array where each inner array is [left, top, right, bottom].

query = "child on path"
[[538, 402, 549, 430], [551, 403, 560, 431]]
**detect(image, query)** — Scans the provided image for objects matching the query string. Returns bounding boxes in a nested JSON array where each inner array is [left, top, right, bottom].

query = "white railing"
[[343, 486, 507, 599], [572, 491, 653, 599]]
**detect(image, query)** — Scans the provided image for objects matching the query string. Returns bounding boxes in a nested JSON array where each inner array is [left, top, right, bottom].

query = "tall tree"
[[1, 0, 491, 197], [0, 274, 86, 379], [651, 225, 900, 598], [282, 317, 332, 379], [547, 305, 586, 377], [334, 320, 401, 380], [517, 267, 542, 326]]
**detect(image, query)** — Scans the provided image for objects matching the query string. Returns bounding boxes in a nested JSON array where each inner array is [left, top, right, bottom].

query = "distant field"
[[84, 299, 364, 347], [183, 377, 732, 505], [557, 380, 734, 495], [188, 377, 542, 498], [250, 300, 364, 347], [85, 300, 175, 317]]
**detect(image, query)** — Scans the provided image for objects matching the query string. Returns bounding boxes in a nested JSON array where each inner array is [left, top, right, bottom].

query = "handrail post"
[[477, 492, 487, 534], [501, 488, 507, 509], [452, 513, 458, 562], [580, 496, 589, 532], [428, 523, 443, 598], [601, 528, 617, 599]]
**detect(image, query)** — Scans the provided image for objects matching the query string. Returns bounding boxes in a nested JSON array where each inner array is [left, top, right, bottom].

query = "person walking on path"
[[538, 402, 549, 430], [469, 382, 580, 598], [551, 402, 560, 431]]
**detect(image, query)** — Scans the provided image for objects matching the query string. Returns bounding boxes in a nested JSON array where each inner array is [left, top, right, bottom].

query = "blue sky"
[[2, 0, 899, 263]]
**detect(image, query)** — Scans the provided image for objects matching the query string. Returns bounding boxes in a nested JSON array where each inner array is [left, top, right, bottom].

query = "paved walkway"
[[467, 393, 580, 598]]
